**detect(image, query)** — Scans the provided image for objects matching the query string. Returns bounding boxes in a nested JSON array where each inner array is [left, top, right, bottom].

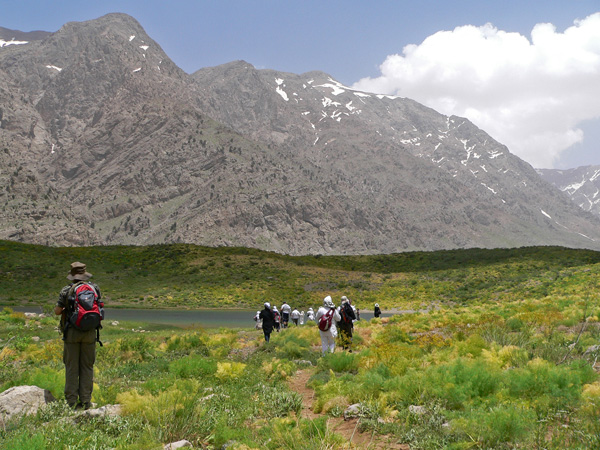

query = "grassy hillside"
[[2, 240, 600, 311], [3, 242, 600, 448]]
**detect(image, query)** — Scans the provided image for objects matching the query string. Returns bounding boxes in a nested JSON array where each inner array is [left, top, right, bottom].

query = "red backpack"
[[318, 309, 334, 331], [67, 282, 104, 333], [341, 303, 355, 323]]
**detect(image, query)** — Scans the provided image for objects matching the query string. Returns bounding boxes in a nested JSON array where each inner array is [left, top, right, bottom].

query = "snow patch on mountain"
[[275, 78, 289, 101], [0, 39, 28, 47], [564, 179, 586, 193], [316, 82, 345, 96]]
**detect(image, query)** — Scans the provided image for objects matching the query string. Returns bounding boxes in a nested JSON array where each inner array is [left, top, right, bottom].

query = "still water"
[[8, 306, 385, 328]]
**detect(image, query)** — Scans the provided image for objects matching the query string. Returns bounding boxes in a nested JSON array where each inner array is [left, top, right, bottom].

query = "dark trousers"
[[263, 329, 272, 342], [63, 327, 96, 406], [338, 323, 353, 350]]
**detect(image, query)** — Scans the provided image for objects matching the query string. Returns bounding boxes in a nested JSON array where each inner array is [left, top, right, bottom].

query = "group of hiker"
[[253, 301, 313, 333], [53, 260, 385, 411], [256, 295, 372, 355]]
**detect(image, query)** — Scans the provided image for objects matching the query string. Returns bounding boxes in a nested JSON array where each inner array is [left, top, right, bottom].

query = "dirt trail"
[[289, 369, 409, 450]]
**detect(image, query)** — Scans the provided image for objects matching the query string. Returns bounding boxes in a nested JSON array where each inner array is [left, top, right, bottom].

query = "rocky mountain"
[[1, 13, 599, 255], [537, 166, 600, 218], [0, 27, 52, 45]]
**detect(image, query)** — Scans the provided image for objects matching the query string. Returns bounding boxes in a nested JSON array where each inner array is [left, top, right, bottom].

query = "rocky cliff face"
[[537, 166, 600, 218], [1, 13, 599, 255]]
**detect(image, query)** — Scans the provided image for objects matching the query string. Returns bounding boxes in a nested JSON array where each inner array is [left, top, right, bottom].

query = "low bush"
[[317, 351, 359, 373], [168, 354, 217, 379]]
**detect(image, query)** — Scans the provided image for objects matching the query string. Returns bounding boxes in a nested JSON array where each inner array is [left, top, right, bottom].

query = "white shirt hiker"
[[316, 296, 341, 354]]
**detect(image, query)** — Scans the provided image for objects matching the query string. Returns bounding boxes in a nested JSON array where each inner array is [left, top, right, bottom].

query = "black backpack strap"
[[61, 320, 70, 341], [96, 327, 103, 347], [61, 283, 79, 341], [66, 282, 84, 312]]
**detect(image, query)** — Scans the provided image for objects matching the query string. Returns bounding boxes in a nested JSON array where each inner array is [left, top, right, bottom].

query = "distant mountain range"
[[537, 166, 600, 218], [1, 13, 599, 255]]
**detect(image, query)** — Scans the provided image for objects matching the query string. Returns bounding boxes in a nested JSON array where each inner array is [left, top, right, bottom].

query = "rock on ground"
[[74, 404, 122, 422], [164, 440, 192, 449], [0, 385, 55, 425]]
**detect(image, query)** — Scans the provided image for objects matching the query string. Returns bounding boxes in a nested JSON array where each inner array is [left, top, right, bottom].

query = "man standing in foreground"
[[54, 262, 103, 410]]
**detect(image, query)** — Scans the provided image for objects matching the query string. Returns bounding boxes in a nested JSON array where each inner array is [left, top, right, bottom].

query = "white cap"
[[324, 296, 334, 308]]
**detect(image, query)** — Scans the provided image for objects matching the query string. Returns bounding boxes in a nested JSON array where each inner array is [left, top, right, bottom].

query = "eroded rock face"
[[1, 14, 600, 255], [0, 385, 56, 424]]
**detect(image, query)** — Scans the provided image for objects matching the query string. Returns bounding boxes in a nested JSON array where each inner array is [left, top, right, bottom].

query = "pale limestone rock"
[[164, 440, 192, 449], [0, 385, 55, 424]]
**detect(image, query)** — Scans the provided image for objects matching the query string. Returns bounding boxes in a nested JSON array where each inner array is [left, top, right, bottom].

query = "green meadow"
[[2, 241, 600, 449]]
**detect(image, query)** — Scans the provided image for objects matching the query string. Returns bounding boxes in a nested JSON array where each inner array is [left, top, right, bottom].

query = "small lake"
[[6, 306, 390, 328]]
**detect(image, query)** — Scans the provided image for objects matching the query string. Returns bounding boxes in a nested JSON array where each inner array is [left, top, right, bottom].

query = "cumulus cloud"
[[352, 13, 600, 168]]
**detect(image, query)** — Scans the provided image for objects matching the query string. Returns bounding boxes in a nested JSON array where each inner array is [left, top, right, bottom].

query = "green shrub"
[[2, 367, 64, 399], [318, 352, 359, 373], [380, 325, 413, 344], [258, 384, 302, 418], [354, 364, 392, 398], [506, 358, 595, 408], [451, 405, 535, 447], [421, 359, 501, 409], [166, 332, 209, 354], [118, 336, 156, 360], [1, 431, 46, 450], [299, 415, 328, 440], [168, 354, 217, 378], [456, 334, 488, 357], [506, 316, 525, 331]]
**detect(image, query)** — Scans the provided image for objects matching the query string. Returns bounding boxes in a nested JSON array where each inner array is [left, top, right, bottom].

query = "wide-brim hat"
[[67, 261, 93, 281]]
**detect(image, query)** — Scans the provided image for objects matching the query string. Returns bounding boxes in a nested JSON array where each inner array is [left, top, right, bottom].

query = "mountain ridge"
[[1, 13, 599, 255], [537, 165, 600, 218]]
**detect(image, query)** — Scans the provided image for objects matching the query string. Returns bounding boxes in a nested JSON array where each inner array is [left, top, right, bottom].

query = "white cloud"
[[352, 13, 600, 168]]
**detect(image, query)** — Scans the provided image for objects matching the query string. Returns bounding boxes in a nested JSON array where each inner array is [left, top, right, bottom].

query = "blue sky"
[[2, 0, 600, 169]]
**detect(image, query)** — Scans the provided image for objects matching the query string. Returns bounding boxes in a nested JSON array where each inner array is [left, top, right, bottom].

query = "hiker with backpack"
[[280, 302, 291, 328], [337, 296, 357, 352], [272, 306, 281, 332], [54, 262, 104, 410], [316, 296, 341, 355], [254, 310, 262, 330], [259, 303, 275, 342], [291, 308, 300, 326]]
